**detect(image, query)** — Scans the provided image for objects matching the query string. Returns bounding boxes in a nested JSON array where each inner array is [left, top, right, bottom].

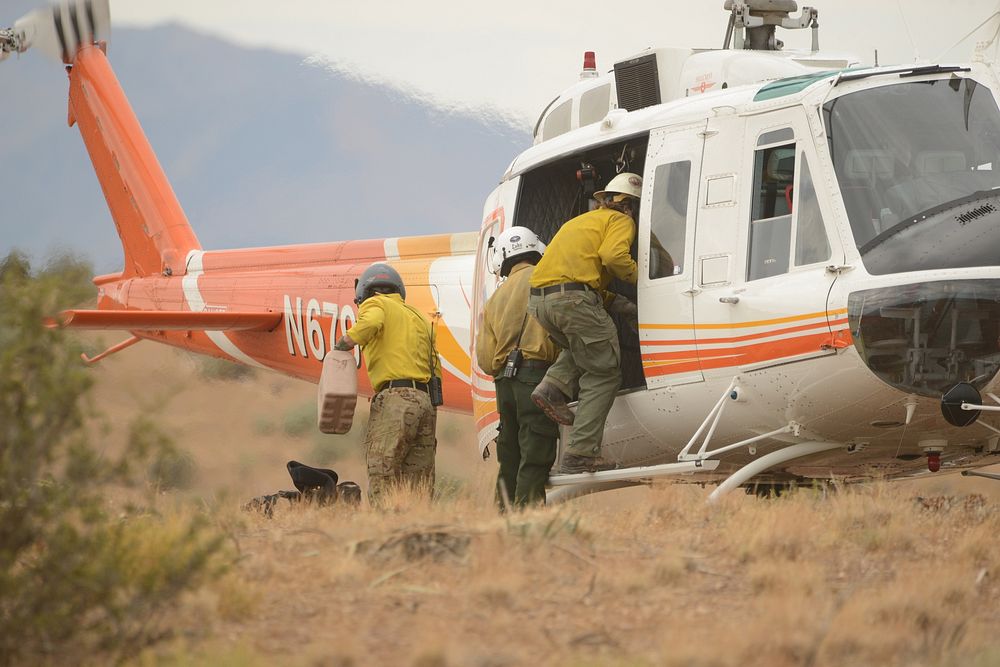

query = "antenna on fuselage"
[[934, 3, 1000, 64], [722, 0, 820, 52], [894, 0, 921, 62]]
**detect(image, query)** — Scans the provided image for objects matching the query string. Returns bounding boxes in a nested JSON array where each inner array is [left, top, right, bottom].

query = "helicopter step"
[[547, 376, 846, 503], [548, 459, 721, 487]]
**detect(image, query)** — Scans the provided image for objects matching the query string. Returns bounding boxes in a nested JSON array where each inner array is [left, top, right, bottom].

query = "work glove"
[[334, 335, 356, 351]]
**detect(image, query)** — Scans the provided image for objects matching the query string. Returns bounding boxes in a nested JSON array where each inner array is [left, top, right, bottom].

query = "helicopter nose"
[[847, 278, 1000, 399]]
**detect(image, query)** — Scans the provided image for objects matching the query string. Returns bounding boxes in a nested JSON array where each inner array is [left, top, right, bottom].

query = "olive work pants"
[[364, 386, 436, 507], [528, 289, 621, 458], [494, 366, 559, 509]]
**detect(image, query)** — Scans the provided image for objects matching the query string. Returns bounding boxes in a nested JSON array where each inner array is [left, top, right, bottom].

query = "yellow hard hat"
[[593, 172, 643, 202]]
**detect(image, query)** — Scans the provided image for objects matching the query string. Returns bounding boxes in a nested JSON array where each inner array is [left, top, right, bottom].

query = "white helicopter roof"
[[509, 46, 864, 180]]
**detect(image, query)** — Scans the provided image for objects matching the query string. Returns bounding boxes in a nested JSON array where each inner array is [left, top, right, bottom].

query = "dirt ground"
[[81, 336, 1000, 666]]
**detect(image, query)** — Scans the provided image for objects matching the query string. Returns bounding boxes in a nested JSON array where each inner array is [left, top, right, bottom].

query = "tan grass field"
[[81, 335, 1000, 666]]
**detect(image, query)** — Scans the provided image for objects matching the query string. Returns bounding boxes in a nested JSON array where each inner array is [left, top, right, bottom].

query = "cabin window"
[[793, 155, 831, 266], [757, 128, 795, 146], [648, 161, 691, 279], [748, 142, 795, 280], [543, 100, 573, 141], [580, 85, 612, 127]]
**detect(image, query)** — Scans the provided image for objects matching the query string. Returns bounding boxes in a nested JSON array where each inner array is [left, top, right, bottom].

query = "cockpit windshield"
[[823, 77, 1000, 274]]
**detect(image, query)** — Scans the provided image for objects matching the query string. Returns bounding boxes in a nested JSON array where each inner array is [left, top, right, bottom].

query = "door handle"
[[719, 296, 740, 304]]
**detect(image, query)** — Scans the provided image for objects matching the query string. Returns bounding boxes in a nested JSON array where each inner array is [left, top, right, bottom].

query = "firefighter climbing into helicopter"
[[528, 172, 644, 474]]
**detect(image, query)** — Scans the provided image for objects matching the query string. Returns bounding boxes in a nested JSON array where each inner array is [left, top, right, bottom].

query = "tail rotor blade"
[[3, 0, 110, 63]]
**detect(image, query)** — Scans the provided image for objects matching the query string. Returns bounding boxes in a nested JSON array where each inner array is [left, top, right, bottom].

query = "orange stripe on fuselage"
[[472, 384, 496, 399], [200, 238, 388, 273], [643, 317, 849, 350], [642, 329, 851, 377], [640, 308, 849, 331], [396, 235, 458, 259], [476, 412, 500, 431]]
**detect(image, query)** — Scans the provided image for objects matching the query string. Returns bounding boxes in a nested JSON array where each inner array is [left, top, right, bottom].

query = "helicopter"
[[7, 0, 1000, 501]]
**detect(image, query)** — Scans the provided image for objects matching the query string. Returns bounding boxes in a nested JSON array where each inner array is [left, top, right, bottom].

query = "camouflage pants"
[[528, 289, 621, 457], [364, 387, 437, 506]]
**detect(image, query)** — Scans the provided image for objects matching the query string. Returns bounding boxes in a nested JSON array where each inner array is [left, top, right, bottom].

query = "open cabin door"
[[471, 177, 520, 457], [638, 121, 707, 388], [690, 108, 843, 377]]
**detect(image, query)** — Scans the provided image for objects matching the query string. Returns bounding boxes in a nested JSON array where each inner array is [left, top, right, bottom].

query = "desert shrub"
[[0, 252, 227, 665], [149, 446, 199, 490], [434, 472, 466, 501], [253, 415, 276, 436], [197, 356, 256, 382], [309, 432, 344, 465], [126, 416, 198, 490], [282, 401, 315, 437]]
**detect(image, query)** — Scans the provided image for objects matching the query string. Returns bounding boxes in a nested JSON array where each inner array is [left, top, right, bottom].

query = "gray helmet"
[[354, 262, 406, 304]]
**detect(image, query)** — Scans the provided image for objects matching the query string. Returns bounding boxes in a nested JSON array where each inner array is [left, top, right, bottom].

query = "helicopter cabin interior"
[[512, 134, 650, 392]]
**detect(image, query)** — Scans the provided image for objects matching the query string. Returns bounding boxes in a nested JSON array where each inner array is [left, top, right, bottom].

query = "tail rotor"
[[1, 0, 110, 64]]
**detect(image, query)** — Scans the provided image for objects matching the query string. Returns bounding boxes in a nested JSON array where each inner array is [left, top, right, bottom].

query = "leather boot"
[[530, 380, 575, 425], [557, 453, 616, 474]]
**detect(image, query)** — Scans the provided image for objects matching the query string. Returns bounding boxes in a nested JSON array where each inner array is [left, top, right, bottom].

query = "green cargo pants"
[[494, 365, 559, 509], [364, 387, 436, 507], [528, 289, 621, 457]]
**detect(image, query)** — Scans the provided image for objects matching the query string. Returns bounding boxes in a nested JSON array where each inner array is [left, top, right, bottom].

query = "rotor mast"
[[0, 27, 25, 61], [723, 0, 820, 52]]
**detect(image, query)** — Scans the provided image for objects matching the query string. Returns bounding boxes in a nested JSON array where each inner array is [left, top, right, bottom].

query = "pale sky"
[[112, 0, 1000, 126]]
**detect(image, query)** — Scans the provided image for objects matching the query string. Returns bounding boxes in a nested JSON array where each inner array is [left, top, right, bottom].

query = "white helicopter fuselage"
[[470, 46, 1000, 487]]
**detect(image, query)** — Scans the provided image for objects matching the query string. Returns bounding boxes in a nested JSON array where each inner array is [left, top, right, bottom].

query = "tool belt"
[[530, 282, 594, 297], [519, 359, 552, 370], [379, 379, 430, 393]]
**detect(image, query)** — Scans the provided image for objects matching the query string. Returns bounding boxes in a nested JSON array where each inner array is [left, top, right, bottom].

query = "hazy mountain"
[[0, 20, 530, 272]]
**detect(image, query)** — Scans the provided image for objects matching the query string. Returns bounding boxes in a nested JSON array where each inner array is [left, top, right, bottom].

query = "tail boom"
[[69, 44, 200, 277]]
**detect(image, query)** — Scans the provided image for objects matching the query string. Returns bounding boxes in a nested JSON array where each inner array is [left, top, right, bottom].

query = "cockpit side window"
[[648, 161, 691, 279], [794, 155, 831, 266], [748, 141, 796, 280]]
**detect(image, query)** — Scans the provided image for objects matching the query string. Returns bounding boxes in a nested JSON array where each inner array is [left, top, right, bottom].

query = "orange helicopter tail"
[[69, 42, 201, 278]]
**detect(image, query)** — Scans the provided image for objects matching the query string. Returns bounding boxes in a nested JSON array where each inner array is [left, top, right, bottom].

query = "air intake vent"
[[614, 53, 661, 112], [956, 203, 996, 225]]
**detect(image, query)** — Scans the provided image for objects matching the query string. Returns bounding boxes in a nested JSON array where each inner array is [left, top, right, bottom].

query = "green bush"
[[127, 416, 199, 490], [282, 401, 316, 438], [149, 447, 199, 491], [0, 251, 227, 665], [252, 416, 276, 436], [309, 432, 344, 465]]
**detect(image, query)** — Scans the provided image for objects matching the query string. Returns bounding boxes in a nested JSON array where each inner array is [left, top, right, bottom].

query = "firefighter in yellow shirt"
[[528, 172, 642, 474], [335, 263, 442, 506], [475, 227, 560, 508]]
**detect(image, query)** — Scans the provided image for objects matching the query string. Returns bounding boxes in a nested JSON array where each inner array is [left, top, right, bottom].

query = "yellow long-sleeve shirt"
[[346, 293, 441, 391], [529, 208, 638, 293], [476, 263, 559, 377]]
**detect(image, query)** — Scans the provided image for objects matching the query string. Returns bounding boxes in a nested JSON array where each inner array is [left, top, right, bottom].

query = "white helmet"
[[593, 172, 643, 203], [489, 227, 546, 277]]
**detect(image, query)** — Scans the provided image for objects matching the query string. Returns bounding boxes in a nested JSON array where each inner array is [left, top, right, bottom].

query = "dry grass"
[[76, 336, 1000, 666], [121, 481, 1000, 667]]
